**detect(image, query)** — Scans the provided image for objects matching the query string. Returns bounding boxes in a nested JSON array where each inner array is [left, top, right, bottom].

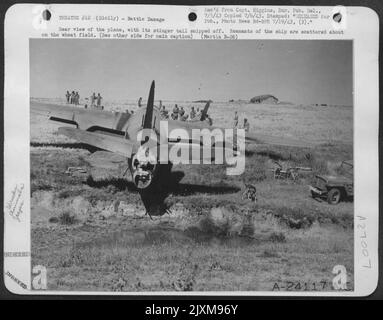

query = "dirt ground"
[[30, 99, 354, 292]]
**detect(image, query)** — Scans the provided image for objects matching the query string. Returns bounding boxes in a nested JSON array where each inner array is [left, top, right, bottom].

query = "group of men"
[[65, 91, 80, 105], [136, 98, 249, 130], [167, 104, 191, 121], [160, 104, 212, 125], [137, 98, 210, 123], [65, 91, 103, 109]]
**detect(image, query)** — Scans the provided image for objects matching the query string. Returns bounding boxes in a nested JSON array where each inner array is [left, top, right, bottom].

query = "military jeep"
[[309, 160, 353, 204]]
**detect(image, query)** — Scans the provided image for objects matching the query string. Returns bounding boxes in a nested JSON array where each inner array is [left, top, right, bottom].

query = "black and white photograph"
[[2, 4, 379, 297]]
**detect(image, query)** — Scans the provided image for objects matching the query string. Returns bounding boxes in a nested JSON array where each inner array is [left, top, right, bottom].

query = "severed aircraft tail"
[[200, 100, 211, 121]]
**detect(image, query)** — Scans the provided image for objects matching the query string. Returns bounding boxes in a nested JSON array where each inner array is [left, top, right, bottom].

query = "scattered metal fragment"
[[269, 161, 312, 181]]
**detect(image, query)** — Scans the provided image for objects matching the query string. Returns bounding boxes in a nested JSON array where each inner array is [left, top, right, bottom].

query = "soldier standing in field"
[[75, 92, 80, 105], [90, 92, 96, 107], [70, 91, 75, 104], [190, 106, 196, 120], [195, 108, 202, 120], [97, 93, 103, 107], [160, 105, 169, 119], [233, 111, 239, 128], [240, 184, 257, 237]]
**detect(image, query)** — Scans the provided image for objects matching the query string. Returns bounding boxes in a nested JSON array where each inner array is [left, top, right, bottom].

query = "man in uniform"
[[179, 106, 185, 118], [240, 184, 257, 237], [90, 92, 96, 107], [65, 91, 70, 104], [97, 93, 103, 107], [70, 91, 75, 104], [195, 108, 201, 120], [190, 106, 196, 120], [75, 92, 80, 105], [243, 118, 250, 132]]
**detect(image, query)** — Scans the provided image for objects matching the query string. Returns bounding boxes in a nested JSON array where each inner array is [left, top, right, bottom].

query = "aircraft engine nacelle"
[[130, 145, 158, 189]]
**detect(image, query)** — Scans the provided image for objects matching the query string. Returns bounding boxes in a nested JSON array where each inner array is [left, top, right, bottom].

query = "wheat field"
[[30, 98, 354, 292]]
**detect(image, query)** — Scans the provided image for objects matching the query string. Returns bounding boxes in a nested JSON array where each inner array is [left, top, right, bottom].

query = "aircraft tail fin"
[[143, 81, 155, 130], [140, 81, 156, 145], [200, 100, 211, 121]]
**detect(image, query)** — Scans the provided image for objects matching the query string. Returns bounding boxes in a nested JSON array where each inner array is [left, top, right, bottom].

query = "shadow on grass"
[[255, 150, 292, 161], [85, 175, 137, 192], [172, 183, 240, 196], [84, 171, 239, 196], [84, 169, 240, 216], [143, 170, 241, 216]]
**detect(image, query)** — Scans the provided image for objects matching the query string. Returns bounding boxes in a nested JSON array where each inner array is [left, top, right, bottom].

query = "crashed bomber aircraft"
[[31, 81, 313, 191]]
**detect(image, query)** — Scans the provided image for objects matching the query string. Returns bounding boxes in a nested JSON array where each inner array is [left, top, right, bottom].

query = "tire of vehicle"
[[327, 188, 341, 205]]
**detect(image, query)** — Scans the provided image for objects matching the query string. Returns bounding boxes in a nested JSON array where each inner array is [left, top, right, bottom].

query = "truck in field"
[[309, 160, 353, 205]]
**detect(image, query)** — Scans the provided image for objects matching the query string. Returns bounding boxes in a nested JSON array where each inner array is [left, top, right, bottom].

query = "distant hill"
[[278, 101, 294, 105], [250, 94, 278, 104]]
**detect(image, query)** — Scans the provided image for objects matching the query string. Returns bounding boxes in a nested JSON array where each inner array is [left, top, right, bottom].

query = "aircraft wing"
[[58, 127, 136, 157], [167, 120, 314, 148], [31, 101, 131, 133]]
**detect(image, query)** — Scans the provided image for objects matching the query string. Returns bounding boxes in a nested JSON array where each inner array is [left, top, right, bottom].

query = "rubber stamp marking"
[[4, 251, 30, 258], [5, 271, 27, 290]]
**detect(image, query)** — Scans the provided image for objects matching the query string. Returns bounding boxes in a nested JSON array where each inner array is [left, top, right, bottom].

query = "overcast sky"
[[30, 39, 352, 105]]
